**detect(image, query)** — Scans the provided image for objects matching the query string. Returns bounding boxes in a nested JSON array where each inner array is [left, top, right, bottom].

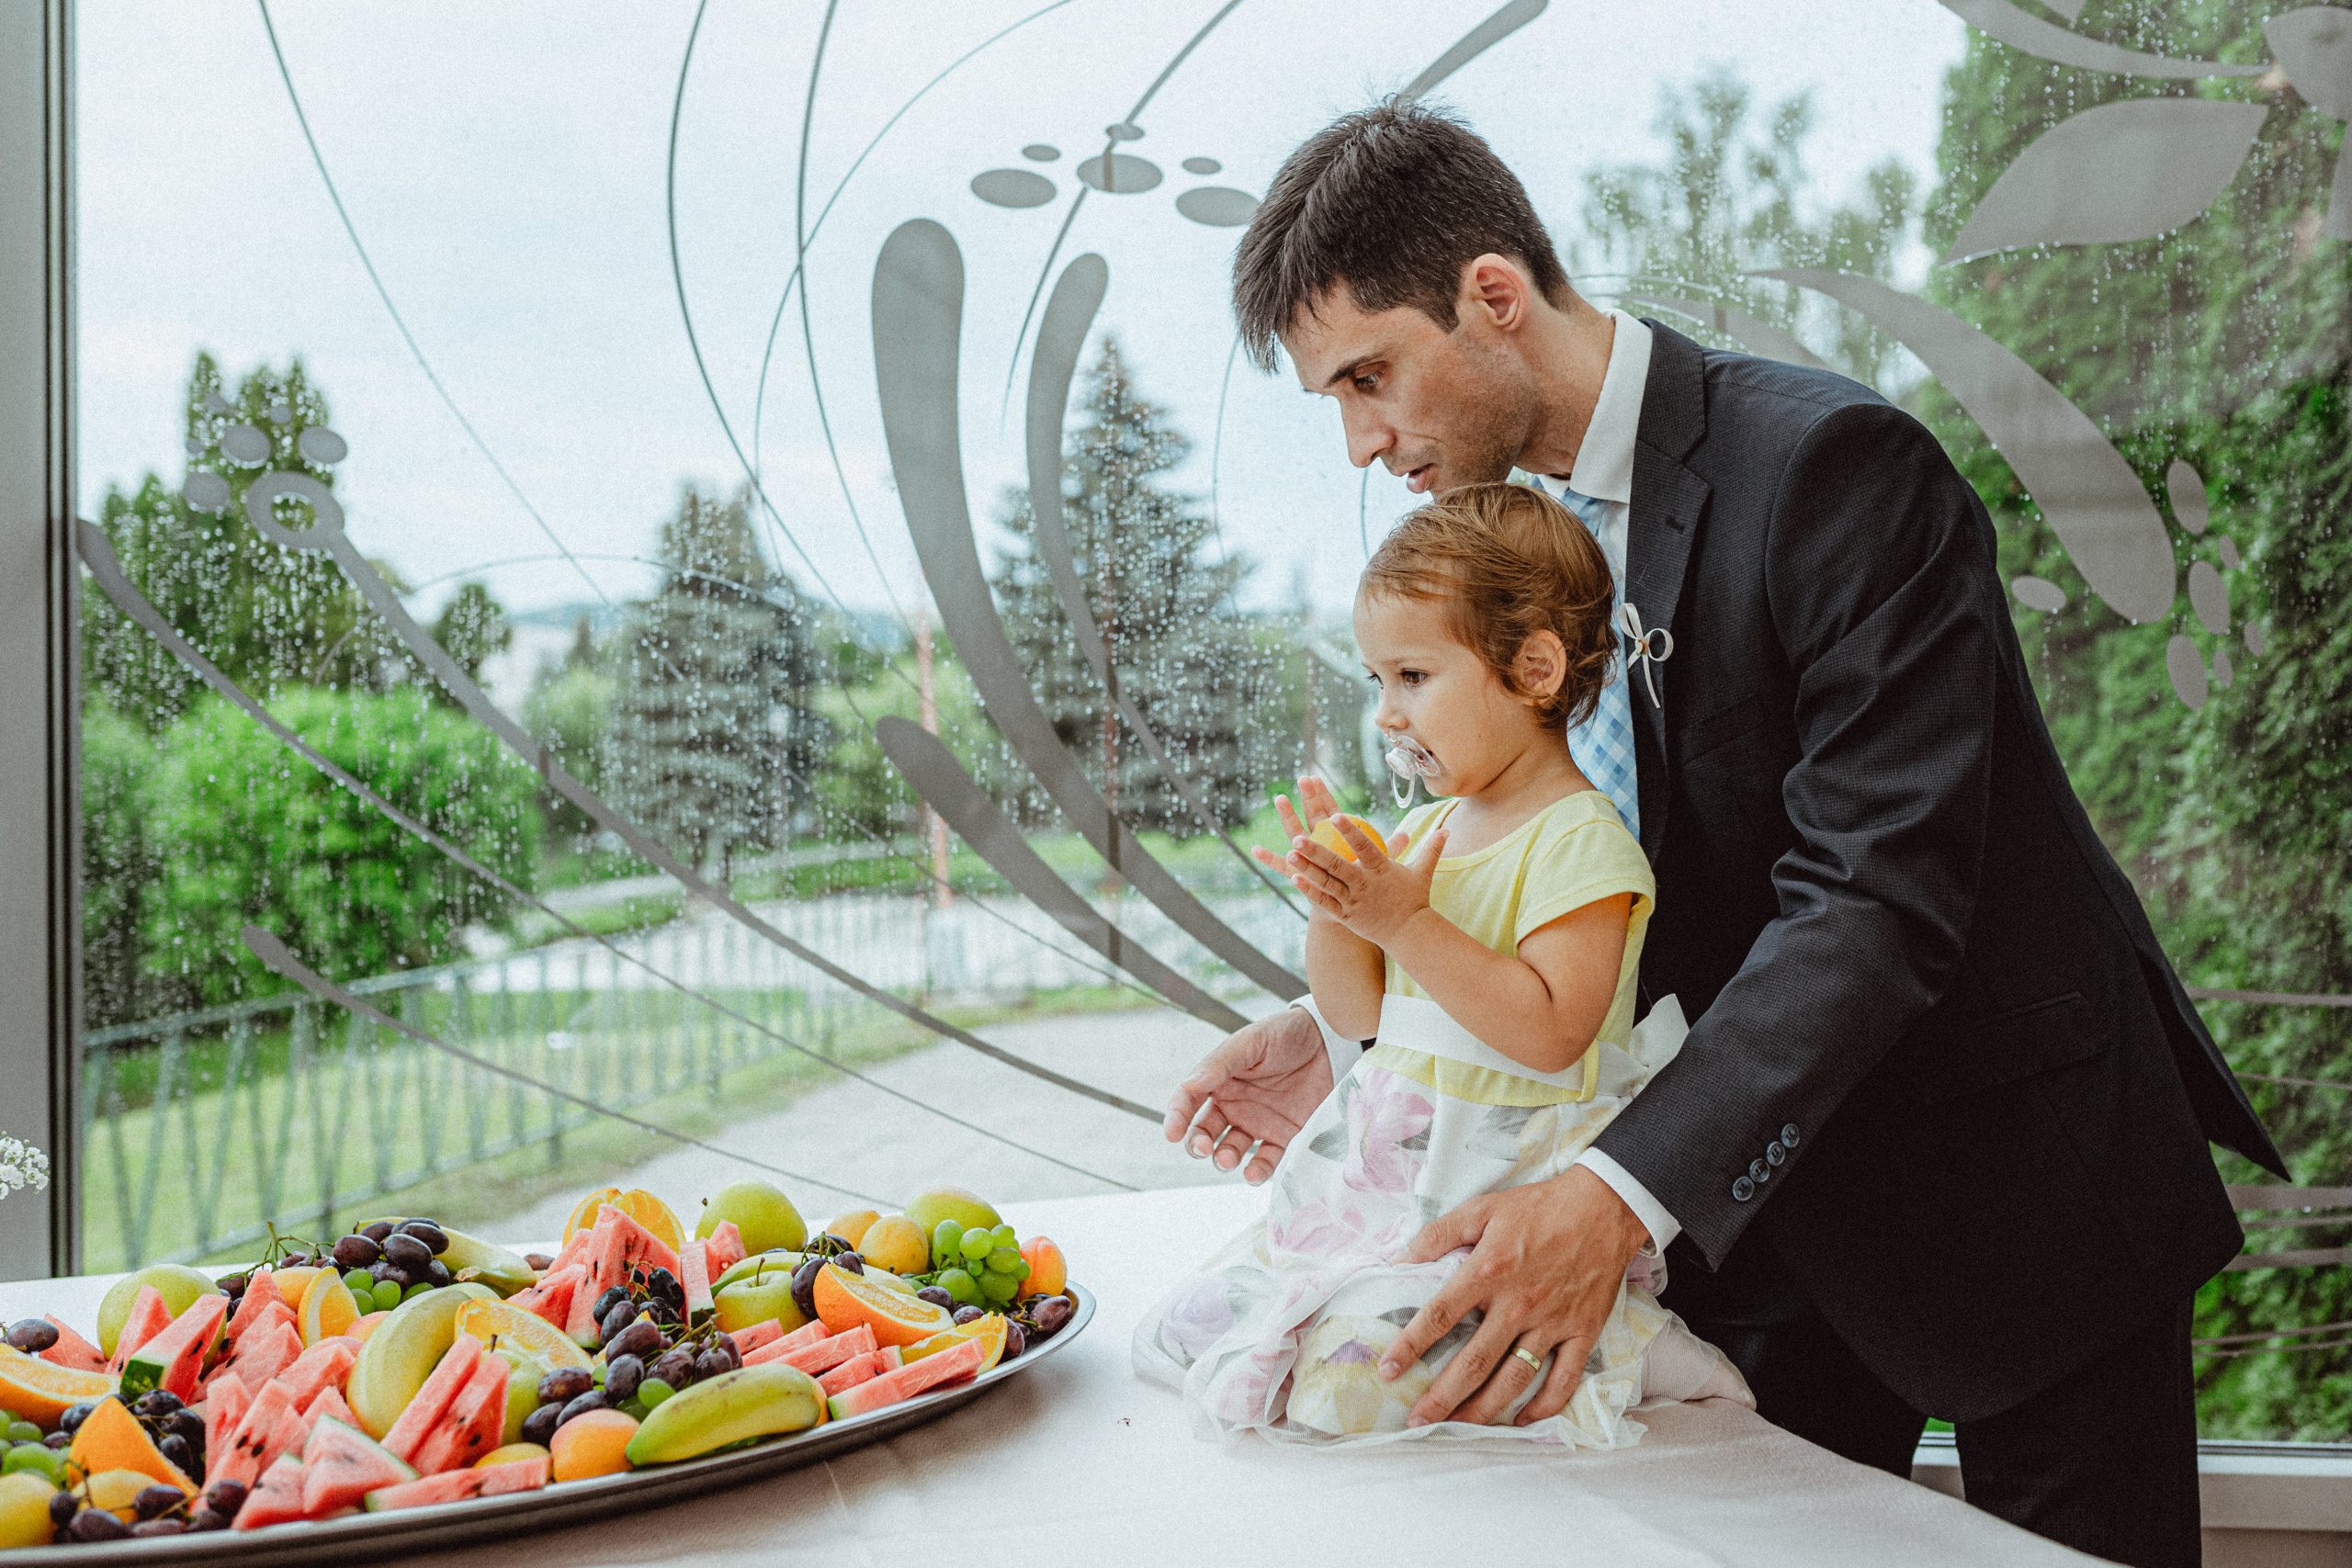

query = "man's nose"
[[1343, 408, 1393, 471]]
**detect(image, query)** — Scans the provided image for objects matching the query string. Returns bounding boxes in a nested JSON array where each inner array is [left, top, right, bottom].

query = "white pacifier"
[[1382, 735, 1441, 809]]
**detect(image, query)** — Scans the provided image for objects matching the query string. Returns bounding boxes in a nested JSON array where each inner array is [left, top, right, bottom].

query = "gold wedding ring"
[[1511, 1346, 1544, 1372]]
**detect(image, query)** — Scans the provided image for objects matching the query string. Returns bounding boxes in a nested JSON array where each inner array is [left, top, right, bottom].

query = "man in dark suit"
[[1163, 100, 2283, 1568]]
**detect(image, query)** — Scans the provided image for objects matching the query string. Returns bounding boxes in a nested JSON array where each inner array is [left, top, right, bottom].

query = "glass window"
[[66, 0, 2347, 1442]]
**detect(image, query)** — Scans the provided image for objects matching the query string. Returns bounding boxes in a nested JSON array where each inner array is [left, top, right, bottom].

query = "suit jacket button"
[[1766, 1142, 1786, 1166], [1732, 1176, 1755, 1201], [1748, 1158, 1770, 1183], [1781, 1123, 1801, 1147]]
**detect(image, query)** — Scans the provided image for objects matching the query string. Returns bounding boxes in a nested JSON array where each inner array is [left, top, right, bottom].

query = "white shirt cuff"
[[1291, 995, 1364, 1089], [1575, 1148, 1682, 1253]]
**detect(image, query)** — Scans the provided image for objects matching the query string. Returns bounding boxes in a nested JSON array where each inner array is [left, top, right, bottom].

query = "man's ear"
[[1513, 628, 1566, 702], [1463, 253, 1531, 333]]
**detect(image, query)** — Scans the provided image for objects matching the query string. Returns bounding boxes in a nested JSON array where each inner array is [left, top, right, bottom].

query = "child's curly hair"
[[1360, 480, 1618, 730]]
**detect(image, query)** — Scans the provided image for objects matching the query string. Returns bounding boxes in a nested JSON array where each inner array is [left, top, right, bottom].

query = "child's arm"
[[1252, 782, 1386, 1038], [1287, 818, 1628, 1074]]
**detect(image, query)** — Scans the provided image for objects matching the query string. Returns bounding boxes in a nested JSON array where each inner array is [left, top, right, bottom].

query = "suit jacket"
[[1594, 321, 2285, 1423]]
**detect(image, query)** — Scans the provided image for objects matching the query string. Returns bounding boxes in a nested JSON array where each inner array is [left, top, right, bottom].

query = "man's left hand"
[[1381, 1165, 1651, 1427]]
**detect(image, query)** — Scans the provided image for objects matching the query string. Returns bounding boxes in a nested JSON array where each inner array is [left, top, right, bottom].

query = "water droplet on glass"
[[1105, 122, 1144, 141], [299, 425, 349, 466], [2010, 575, 2066, 613], [1022, 143, 1060, 163], [2166, 457, 2210, 536], [2211, 647, 2233, 687], [2187, 559, 2230, 635], [1175, 186, 1258, 227], [181, 472, 231, 514], [184, 434, 206, 457], [2217, 536, 2240, 570], [1182, 155, 1222, 175], [266, 404, 293, 424], [220, 423, 271, 465], [971, 168, 1058, 209], [2165, 634, 2208, 710], [2245, 622, 2267, 657], [1073, 152, 1161, 195]]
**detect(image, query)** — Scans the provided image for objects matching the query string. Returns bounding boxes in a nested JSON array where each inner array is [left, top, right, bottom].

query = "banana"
[[624, 1364, 827, 1465]]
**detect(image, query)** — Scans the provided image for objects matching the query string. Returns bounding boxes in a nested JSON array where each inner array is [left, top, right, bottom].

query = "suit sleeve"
[[1591, 400, 2002, 1268]]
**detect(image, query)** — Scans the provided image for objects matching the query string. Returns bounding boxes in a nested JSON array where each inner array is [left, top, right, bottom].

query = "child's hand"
[[1252, 776, 1351, 920], [1284, 816, 1447, 948]]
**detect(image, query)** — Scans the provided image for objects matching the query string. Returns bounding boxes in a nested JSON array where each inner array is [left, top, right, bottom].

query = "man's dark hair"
[[1232, 98, 1570, 372]]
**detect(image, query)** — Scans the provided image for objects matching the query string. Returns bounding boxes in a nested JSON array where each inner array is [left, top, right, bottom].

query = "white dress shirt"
[[1296, 306, 1686, 1256]]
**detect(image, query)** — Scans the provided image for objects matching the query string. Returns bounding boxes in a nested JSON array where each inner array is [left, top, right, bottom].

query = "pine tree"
[[607, 485, 831, 877], [990, 337, 1277, 832]]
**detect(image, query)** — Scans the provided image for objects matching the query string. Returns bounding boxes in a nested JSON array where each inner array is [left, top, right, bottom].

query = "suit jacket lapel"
[[1624, 322, 1713, 860]]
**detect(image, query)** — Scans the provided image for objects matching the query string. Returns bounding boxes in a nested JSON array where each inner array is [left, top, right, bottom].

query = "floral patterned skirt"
[[1133, 1046, 1747, 1448]]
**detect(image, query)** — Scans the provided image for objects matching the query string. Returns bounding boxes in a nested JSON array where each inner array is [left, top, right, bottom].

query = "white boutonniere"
[[1619, 602, 1674, 708]]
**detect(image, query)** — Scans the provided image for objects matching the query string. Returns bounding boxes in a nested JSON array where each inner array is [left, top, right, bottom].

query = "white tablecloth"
[[2, 1184, 2102, 1566]]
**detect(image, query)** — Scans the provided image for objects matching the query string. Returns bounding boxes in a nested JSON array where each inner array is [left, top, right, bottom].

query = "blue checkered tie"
[[1555, 484, 1641, 840]]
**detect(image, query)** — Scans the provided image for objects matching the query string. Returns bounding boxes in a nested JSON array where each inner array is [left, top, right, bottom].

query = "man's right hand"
[[1163, 1006, 1334, 1185]]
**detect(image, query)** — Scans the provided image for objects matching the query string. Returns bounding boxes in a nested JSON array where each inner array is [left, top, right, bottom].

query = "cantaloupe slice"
[[64, 1396, 194, 1495]]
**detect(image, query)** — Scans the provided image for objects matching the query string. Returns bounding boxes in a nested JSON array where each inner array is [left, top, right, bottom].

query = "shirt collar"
[[1555, 309, 1652, 507]]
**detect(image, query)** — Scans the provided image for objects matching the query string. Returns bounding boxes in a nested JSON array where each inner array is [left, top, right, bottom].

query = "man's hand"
[[1163, 1007, 1334, 1185], [1381, 1166, 1650, 1427]]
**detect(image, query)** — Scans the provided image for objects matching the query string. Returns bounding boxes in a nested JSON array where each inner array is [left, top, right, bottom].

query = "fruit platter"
[[0, 1180, 1088, 1562]]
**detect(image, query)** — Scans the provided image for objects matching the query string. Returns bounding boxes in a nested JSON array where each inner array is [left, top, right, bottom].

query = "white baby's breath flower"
[[0, 1134, 51, 1200]]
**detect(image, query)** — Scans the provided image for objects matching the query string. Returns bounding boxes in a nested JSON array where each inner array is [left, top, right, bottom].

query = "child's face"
[[1353, 590, 1551, 797]]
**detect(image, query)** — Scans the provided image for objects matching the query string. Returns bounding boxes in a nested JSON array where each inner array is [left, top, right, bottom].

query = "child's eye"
[[1399, 669, 1427, 686]]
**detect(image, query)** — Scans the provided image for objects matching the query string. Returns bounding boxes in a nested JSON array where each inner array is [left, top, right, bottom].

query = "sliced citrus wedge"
[[560, 1187, 682, 1256], [900, 1313, 1007, 1373], [809, 1263, 953, 1348], [452, 1299, 590, 1371], [0, 1345, 116, 1428], [560, 1187, 624, 1245], [299, 1272, 360, 1348]]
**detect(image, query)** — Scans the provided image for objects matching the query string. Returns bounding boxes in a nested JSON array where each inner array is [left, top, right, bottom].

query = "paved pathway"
[[487, 1005, 1259, 1244]]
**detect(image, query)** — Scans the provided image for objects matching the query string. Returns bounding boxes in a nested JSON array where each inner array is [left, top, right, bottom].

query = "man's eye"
[[1353, 375, 1379, 393]]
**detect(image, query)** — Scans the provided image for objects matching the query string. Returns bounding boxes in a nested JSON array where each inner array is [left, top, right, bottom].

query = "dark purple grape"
[[647, 1267, 681, 1307], [692, 1348, 732, 1382], [554, 1391, 608, 1430], [835, 1253, 864, 1276], [332, 1234, 381, 1269], [57, 1402, 96, 1436], [705, 1338, 740, 1373], [523, 1252, 554, 1272], [649, 1348, 696, 1388], [370, 1258, 415, 1291], [158, 1432, 195, 1473], [593, 1285, 629, 1320], [818, 1233, 854, 1255], [647, 1300, 679, 1328], [1001, 1322, 1026, 1359], [165, 1410, 206, 1451], [47, 1491, 78, 1529], [132, 1483, 184, 1521], [68, 1508, 132, 1542], [6, 1318, 58, 1354], [187, 1506, 231, 1532], [915, 1286, 955, 1311], [41, 1431, 69, 1450], [424, 1260, 452, 1289], [952, 1305, 983, 1325], [711, 1332, 737, 1359], [599, 1300, 639, 1346], [1027, 1294, 1074, 1338], [131, 1518, 190, 1538], [605, 1318, 663, 1363], [360, 1219, 397, 1243], [518, 1403, 562, 1448], [536, 1366, 594, 1406], [382, 1232, 434, 1272], [398, 1221, 448, 1256], [201, 1479, 248, 1517], [788, 1256, 823, 1322], [603, 1354, 644, 1405], [130, 1389, 183, 1417], [217, 1272, 249, 1301]]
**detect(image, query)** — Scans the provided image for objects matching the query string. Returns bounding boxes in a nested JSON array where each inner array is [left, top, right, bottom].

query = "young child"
[[1134, 480, 1747, 1447]]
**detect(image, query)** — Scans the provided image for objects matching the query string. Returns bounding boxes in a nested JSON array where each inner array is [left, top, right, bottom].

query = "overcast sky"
[[76, 0, 1967, 627]]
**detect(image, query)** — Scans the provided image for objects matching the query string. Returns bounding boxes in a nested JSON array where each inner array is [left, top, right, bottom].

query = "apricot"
[[548, 1409, 638, 1482], [1017, 1236, 1067, 1300]]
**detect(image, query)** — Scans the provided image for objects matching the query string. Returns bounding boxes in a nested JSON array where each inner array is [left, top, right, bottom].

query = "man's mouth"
[[1403, 465, 1435, 494]]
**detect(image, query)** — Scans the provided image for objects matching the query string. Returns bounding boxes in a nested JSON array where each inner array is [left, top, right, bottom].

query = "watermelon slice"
[[405, 1356, 507, 1475], [302, 1383, 357, 1434], [363, 1467, 486, 1512], [816, 1348, 889, 1395], [827, 1332, 986, 1419], [504, 1263, 583, 1331], [679, 1240, 714, 1326], [380, 1334, 484, 1465], [703, 1220, 746, 1277], [227, 1269, 289, 1341], [477, 1453, 550, 1495], [200, 1372, 251, 1464], [120, 1292, 228, 1403], [232, 1454, 308, 1529], [300, 1416, 417, 1517], [750, 1324, 874, 1376], [594, 1204, 681, 1284], [37, 1315, 107, 1374], [107, 1286, 172, 1374], [729, 1319, 785, 1357], [212, 1381, 300, 1491], [273, 1337, 358, 1412], [221, 1314, 304, 1393], [762, 1318, 832, 1358]]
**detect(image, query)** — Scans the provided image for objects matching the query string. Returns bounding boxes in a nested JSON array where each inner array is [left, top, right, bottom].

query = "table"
[[3, 1185, 2104, 1567]]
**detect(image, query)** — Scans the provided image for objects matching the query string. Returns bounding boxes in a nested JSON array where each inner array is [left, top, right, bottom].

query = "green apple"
[[903, 1187, 1000, 1241], [695, 1182, 806, 1256], [97, 1264, 216, 1359], [712, 1250, 804, 1293], [712, 1275, 807, 1337]]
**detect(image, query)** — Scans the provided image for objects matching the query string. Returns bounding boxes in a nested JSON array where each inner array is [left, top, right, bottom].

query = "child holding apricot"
[[1134, 482, 1747, 1446]]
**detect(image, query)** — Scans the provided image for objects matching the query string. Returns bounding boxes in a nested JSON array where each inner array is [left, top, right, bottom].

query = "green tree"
[[606, 485, 831, 877], [990, 336, 1283, 831], [428, 581, 514, 692], [521, 615, 619, 859]]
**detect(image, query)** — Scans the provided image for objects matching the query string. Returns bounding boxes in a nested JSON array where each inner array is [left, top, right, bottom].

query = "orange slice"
[[560, 1187, 624, 1244], [901, 1313, 1007, 1372], [452, 1299, 590, 1371], [809, 1263, 953, 1348], [271, 1266, 325, 1317], [65, 1396, 193, 1495], [561, 1187, 683, 1256], [298, 1271, 359, 1348], [0, 1346, 117, 1430]]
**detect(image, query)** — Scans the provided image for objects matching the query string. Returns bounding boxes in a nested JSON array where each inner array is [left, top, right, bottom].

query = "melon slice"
[[65, 1395, 195, 1495], [120, 1292, 228, 1403], [593, 1203, 681, 1284], [679, 1240, 713, 1326], [273, 1337, 358, 1413], [200, 1371, 251, 1464], [729, 1319, 785, 1358], [380, 1334, 483, 1466], [407, 1355, 508, 1474], [761, 1318, 832, 1358], [107, 1286, 172, 1375], [232, 1454, 308, 1529], [363, 1466, 486, 1512], [826, 1333, 986, 1420], [749, 1324, 874, 1376], [477, 1453, 550, 1495], [816, 1349, 889, 1395], [227, 1269, 289, 1341], [222, 1314, 304, 1393], [211, 1379, 300, 1491], [300, 1416, 417, 1517], [37, 1316, 107, 1375], [703, 1220, 746, 1277], [302, 1383, 357, 1434], [503, 1263, 583, 1331]]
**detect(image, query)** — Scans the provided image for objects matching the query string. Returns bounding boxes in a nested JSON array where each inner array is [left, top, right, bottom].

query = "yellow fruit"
[[0, 1472, 58, 1548], [345, 1283, 497, 1439], [902, 1187, 999, 1238], [65, 1396, 192, 1495], [824, 1210, 879, 1248], [695, 1182, 806, 1256], [0, 1345, 116, 1428], [95, 1265, 213, 1359], [475, 1441, 548, 1469], [453, 1299, 590, 1372], [858, 1215, 928, 1275], [810, 1264, 952, 1348], [548, 1408, 637, 1482], [901, 1313, 1008, 1373], [271, 1266, 325, 1317], [83, 1468, 153, 1523], [298, 1271, 359, 1348], [1308, 813, 1383, 863], [1017, 1235, 1067, 1300], [560, 1187, 623, 1244], [563, 1188, 683, 1257]]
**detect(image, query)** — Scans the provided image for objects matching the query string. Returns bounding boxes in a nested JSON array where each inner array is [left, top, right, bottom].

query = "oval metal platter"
[[10, 1283, 1095, 1566]]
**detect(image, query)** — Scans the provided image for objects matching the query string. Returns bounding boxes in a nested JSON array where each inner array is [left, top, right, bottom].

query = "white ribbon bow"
[[1619, 601, 1674, 708]]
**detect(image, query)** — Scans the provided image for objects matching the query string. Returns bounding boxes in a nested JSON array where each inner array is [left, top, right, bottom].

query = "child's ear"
[[1513, 628, 1566, 702]]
